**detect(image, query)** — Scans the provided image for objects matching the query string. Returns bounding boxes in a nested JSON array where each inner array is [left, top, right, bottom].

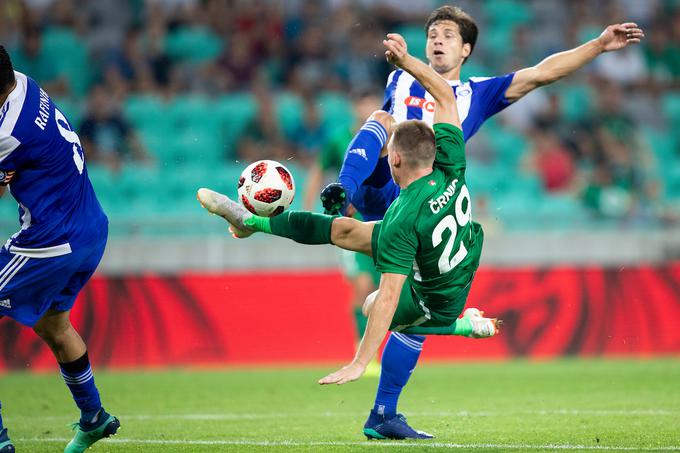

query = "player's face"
[[426, 20, 471, 75]]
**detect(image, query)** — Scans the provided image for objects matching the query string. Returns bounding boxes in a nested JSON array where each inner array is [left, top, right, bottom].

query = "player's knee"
[[33, 316, 72, 345], [331, 217, 356, 243], [362, 290, 379, 317], [368, 110, 395, 134]]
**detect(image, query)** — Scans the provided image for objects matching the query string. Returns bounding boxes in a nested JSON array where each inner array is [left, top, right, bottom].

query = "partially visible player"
[[318, 5, 645, 438], [0, 46, 119, 453], [197, 30, 500, 438], [303, 92, 383, 366], [324, 7, 645, 218]]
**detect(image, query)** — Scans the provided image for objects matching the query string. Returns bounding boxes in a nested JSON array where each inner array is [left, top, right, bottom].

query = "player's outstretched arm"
[[319, 273, 406, 385], [505, 22, 645, 102], [383, 33, 460, 129]]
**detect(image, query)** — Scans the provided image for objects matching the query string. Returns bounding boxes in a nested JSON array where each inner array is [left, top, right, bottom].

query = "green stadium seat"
[[86, 164, 124, 212], [395, 25, 427, 61], [662, 92, 680, 128], [486, 127, 528, 167], [123, 95, 173, 133], [559, 84, 595, 122], [483, 0, 533, 27], [168, 95, 226, 165], [275, 92, 304, 138], [215, 93, 258, 158], [535, 194, 583, 229], [41, 27, 91, 96], [165, 26, 223, 64], [317, 92, 354, 134]]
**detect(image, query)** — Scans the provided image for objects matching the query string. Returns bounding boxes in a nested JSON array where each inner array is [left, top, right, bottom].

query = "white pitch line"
[[15, 408, 680, 422], [14, 438, 680, 451]]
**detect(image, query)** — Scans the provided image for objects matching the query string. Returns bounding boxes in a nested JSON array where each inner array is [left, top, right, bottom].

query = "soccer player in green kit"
[[197, 32, 498, 438]]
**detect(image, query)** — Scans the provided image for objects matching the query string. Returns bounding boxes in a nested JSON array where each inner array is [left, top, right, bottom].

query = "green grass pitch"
[[3, 359, 680, 452]]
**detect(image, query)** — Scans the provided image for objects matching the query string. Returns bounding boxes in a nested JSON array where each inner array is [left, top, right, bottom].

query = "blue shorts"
[[350, 156, 400, 221], [0, 236, 107, 327]]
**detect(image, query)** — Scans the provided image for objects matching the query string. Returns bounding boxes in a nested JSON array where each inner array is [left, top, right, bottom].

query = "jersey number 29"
[[55, 108, 84, 175], [431, 185, 471, 274]]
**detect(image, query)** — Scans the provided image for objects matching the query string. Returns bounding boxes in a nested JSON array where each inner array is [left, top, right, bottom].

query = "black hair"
[[0, 46, 16, 95]]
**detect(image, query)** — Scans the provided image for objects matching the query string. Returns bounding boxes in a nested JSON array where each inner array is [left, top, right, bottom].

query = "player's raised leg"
[[32, 310, 120, 453], [321, 111, 394, 215], [0, 402, 14, 453], [197, 188, 375, 255]]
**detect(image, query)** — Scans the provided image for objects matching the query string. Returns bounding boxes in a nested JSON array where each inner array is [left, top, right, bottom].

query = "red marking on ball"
[[251, 162, 268, 183], [237, 176, 245, 188], [276, 166, 293, 190], [241, 195, 257, 213], [254, 188, 282, 203]]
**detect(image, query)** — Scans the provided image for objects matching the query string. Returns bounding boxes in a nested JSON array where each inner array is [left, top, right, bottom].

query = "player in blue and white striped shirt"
[[0, 46, 119, 453], [319, 6, 644, 440]]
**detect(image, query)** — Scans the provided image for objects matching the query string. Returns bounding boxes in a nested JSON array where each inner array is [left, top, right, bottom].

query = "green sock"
[[353, 306, 368, 338], [245, 210, 334, 245], [399, 317, 473, 336], [452, 317, 473, 336], [244, 215, 272, 233]]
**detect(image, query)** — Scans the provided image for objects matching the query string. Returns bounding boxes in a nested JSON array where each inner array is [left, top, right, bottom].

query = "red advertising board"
[[2, 264, 680, 371]]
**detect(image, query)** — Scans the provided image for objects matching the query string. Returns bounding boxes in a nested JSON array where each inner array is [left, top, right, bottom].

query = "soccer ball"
[[237, 160, 295, 217]]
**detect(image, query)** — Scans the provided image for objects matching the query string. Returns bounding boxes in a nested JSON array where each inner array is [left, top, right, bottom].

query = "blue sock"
[[338, 120, 388, 203], [59, 352, 102, 424], [373, 332, 425, 417], [0, 401, 4, 431]]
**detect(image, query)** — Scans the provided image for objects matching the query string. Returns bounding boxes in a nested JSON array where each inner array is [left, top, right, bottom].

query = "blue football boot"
[[363, 409, 434, 440]]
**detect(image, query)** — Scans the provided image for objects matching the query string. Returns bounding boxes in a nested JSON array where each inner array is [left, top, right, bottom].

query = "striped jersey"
[[382, 69, 515, 140], [0, 71, 107, 255]]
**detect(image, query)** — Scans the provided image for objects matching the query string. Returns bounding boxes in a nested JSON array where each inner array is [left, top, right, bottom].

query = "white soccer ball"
[[237, 160, 295, 217]]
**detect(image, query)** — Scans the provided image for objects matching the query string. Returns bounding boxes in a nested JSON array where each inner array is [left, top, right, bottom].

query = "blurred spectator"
[[237, 84, 288, 163], [0, 0, 676, 230], [79, 85, 150, 172], [10, 26, 67, 94], [216, 35, 260, 91], [289, 98, 327, 166], [642, 21, 680, 87], [524, 127, 577, 193]]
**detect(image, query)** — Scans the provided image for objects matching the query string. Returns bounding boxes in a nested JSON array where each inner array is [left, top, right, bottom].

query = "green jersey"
[[375, 123, 484, 311]]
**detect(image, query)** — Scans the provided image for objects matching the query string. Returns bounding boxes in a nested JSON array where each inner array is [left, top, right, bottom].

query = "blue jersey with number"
[[382, 69, 515, 140], [0, 71, 107, 254]]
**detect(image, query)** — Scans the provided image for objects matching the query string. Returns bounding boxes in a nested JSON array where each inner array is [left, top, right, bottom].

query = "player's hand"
[[597, 23, 644, 52], [320, 182, 348, 215], [318, 361, 366, 385], [383, 33, 409, 66]]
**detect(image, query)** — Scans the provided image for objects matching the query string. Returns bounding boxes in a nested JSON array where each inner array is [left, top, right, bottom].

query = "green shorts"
[[389, 280, 471, 331], [371, 221, 471, 331]]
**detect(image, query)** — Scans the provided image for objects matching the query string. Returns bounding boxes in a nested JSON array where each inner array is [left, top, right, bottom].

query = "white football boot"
[[462, 307, 501, 338], [197, 188, 255, 238]]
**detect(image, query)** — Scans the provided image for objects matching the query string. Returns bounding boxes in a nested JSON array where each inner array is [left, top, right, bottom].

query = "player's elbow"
[[533, 66, 561, 86]]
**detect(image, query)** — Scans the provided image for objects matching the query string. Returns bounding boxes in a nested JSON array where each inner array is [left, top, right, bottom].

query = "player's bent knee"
[[362, 290, 379, 316], [331, 217, 356, 244], [368, 110, 395, 133]]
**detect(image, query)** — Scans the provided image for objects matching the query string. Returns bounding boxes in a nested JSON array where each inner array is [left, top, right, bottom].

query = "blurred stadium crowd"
[[0, 0, 679, 234]]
